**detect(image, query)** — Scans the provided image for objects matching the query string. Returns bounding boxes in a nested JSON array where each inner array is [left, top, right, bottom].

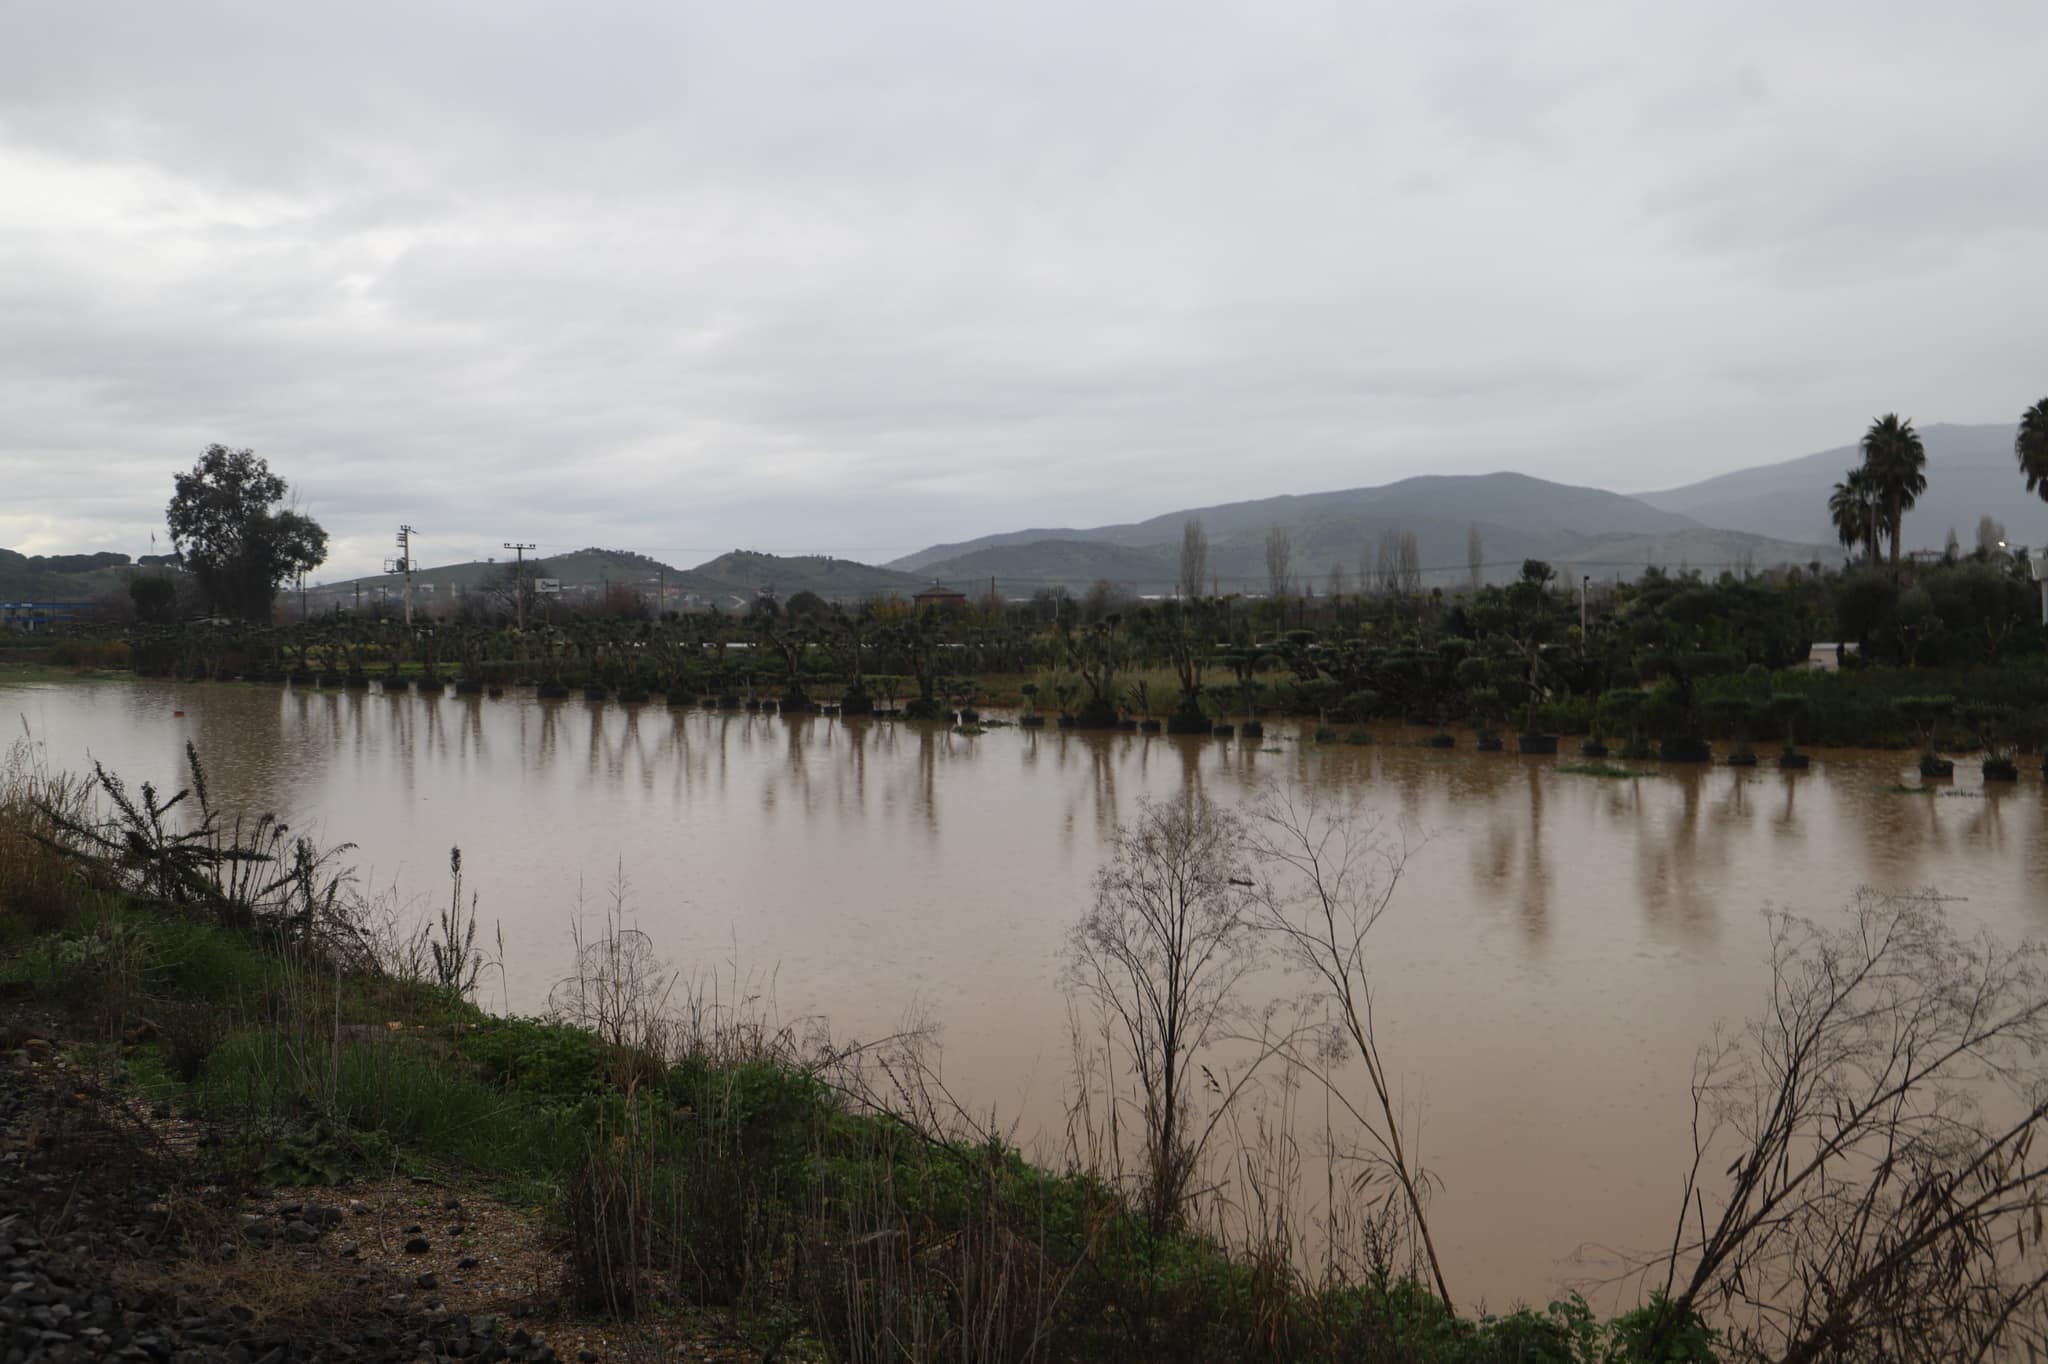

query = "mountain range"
[[15, 422, 2041, 609], [885, 421, 2042, 594], [1640, 422, 2045, 549], [316, 547, 928, 607]]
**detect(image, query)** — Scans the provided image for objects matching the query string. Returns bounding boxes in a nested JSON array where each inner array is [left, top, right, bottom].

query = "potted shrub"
[[1579, 708, 1612, 759], [1963, 702, 2020, 782], [1052, 676, 1080, 729], [1018, 681, 1046, 729], [1770, 693, 1811, 770], [871, 674, 903, 718], [1704, 697, 1759, 766], [1515, 688, 1558, 755], [1127, 679, 1161, 734], [1894, 695, 1955, 778], [1165, 685, 1209, 735], [1469, 687, 1505, 751]]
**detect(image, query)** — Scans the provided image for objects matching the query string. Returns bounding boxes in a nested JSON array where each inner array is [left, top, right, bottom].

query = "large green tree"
[[1827, 465, 1882, 565], [1860, 413, 1927, 577], [2019, 396, 2048, 504], [166, 445, 328, 620]]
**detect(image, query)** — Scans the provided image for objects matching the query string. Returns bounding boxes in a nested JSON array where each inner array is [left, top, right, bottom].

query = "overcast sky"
[[5, 1, 2046, 578]]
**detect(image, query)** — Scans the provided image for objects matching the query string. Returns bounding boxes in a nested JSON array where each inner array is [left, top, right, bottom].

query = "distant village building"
[[0, 602, 92, 631], [913, 582, 969, 612]]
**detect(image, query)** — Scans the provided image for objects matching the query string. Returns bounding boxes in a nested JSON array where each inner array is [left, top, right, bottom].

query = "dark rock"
[[404, 1236, 431, 1254]]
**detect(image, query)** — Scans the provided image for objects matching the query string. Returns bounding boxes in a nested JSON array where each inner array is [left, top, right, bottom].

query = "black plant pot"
[[487, 686, 505, 699], [744, 698, 762, 711], [1056, 716, 1078, 729], [1477, 736, 1504, 753], [1579, 740, 1609, 758], [344, 674, 372, 690], [1019, 714, 1046, 728], [537, 682, 570, 699], [1212, 723, 1235, 738], [1139, 719, 1161, 734], [666, 689, 693, 706], [418, 676, 447, 694], [382, 675, 409, 692], [1240, 720, 1265, 740], [1426, 733, 1455, 749], [455, 680, 484, 695], [1075, 699, 1120, 730], [1658, 737, 1712, 763], [618, 687, 650, 704], [1165, 708, 1210, 735], [1517, 733, 1559, 756], [781, 692, 815, 713], [1118, 718, 1138, 731], [839, 691, 874, 716], [956, 708, 980, 724], [1725, 751, 1759, 767], [1982, 757, 2020, 782], [585, 686, 610, 702], [1919, 754, 1954, 779], [1778, 751, 1810, 770], [717, 695, 740, 708]]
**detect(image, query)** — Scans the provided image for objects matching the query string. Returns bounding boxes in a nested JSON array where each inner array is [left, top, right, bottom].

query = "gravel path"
[[0, 1033, 564, 1364]]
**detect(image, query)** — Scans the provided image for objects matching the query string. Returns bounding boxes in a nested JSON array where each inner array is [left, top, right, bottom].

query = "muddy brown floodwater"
[[12, 676, 2048, 1311]]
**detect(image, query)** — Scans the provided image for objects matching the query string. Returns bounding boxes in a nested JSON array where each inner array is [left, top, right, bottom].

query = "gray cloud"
[[5, 0, 2047, 577]]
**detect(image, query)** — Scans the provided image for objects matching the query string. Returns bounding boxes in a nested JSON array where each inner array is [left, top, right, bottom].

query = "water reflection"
[[12, 675, 2048, 1309]]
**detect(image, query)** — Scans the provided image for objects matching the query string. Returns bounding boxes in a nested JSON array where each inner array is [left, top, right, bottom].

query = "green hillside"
[[0, 549, 141, 603], [684, 551, 926, 601], [320, 546, 926, 606]]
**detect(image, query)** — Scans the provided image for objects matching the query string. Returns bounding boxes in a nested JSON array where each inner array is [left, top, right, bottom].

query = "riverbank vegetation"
[[1, 738, 1701, 1362], [20, 538, 2047, 767], [10, 735, 2048, 1358]]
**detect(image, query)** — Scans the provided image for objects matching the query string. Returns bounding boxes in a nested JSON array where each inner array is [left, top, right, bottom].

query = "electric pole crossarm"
[[504, 542, 536, 628]]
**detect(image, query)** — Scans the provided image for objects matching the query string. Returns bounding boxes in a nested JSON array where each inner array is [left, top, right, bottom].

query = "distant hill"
[[893, 472, 1700, 574], [0, 548, 140, 602], [1640, 422, 2048, 552], [320, 547, 926, 606], [897, 472, 1836, 593], [325, 547, 678, 594], [682, 551, 926, 602]]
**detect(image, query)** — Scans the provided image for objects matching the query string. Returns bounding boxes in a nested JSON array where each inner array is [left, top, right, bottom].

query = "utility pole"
[[387, 525, 416, 625], [504, 542, 535, 627]]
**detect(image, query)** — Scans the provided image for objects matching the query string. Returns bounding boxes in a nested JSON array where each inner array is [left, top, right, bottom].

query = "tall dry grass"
[[0, 726, 97, 927]]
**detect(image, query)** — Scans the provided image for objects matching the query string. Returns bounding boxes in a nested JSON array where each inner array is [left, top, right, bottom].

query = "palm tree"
[[2019, 396, 2048, 503], [1828, 466, 1883, 565], [1861, 413, 1927, 576]]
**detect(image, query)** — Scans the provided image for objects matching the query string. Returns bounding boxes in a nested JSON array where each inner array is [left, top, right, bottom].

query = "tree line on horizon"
[[32, 397, 2048, 628]]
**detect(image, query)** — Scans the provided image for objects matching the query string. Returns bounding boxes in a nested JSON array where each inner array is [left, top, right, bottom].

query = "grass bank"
[[0, 738, 1712, 1364]]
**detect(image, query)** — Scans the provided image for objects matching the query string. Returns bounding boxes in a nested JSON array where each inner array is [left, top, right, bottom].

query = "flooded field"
[[11, 675, 2046, 1309]]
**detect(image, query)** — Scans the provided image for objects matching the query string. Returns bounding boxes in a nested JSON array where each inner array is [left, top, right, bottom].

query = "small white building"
[[1804, 642, 1857, 672]]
